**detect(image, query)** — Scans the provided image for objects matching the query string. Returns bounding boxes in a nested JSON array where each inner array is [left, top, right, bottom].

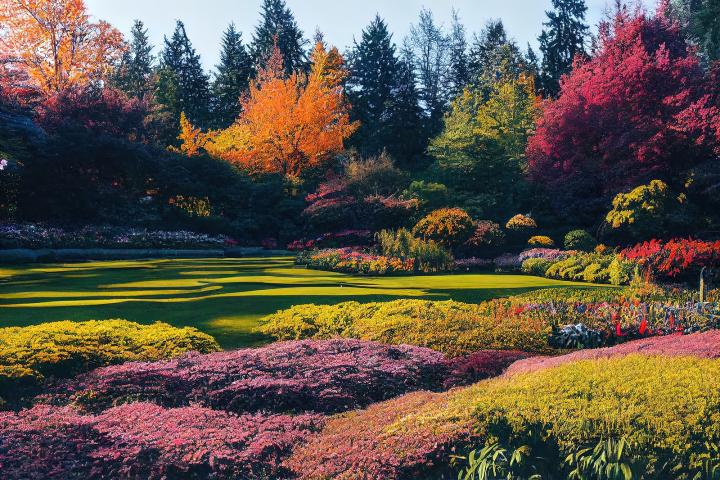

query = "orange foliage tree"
[[205, 42, 357, 177], [0, 0, 124, 94]]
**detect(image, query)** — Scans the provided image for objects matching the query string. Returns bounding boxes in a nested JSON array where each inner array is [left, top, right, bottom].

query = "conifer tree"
[[538, 0, 589, 96], [391, 47, 429, 168], [157, 20, 210, 130], [467, 20, 526, 96], [212, 23, 253, 128], [448, 9, 469, 99], [251, 0, 308, 75], [115, 20, 155, 99]]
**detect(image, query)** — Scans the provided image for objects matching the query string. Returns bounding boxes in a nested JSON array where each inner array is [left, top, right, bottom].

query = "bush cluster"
[[412, 208, 475, 248], [50, 339, 449, 415], [287, 352, 720, 479], [296, 248, 416, 275], [621, 238, 720, 280], [0, 320, 219, 408], [521, 251, 637, 285]]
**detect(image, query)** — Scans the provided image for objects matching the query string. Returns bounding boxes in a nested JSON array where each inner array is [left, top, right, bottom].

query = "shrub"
[[563, 229, 596, 252], [287, 354, 720, 479], [528, 235, 554, 247], [260, 300, 555, 357], [51, 340, 449, 415], [621, 238, 720, 280], [297, 248, 416, 275], [0, 320, 219, 408], [493, 253, 523, 271], [375, 229, 455, 272], [442, 350, 530, 389], [518, 248, 573, 262], [412, 208, 475, 248], [505, 214, 537, 231], [543, 252, 630, 285], [605, 180, 683, 240], [521, 257, 553, 276], [0, 403, 323, 479], [464, 221, 506, 252]]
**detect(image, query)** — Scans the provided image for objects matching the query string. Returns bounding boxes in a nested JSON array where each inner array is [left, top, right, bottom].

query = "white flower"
[[0, 159, 8, 171]]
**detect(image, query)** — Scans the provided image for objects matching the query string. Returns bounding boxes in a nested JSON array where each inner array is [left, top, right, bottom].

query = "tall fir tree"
[[448, 9, 469, 99], [467, 20, 526, 96], [391, 46, 430, 168], [212, 23, 253, 128], [346, 16, 401, 158], [157, 20, 210, 132], [251, 0, 308, 75], [538, 0, 589, 96], [671, 0, 720, 63], [114, 20, 154, 98]]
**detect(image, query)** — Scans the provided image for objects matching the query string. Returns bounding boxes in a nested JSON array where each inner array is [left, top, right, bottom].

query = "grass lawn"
[[0, 257, 603, 349]]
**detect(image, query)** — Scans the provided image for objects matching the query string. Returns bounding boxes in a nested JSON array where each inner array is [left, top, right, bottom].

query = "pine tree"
[[390, 47, 429, 169], [672, 0, 720, 63], [448, 9, 469, 99], [251, 0, 308, 75], [538, 0, 589, 96], [115, 20, 154, 98], [158, 20, 210, 130], [346, 15, 401, 158], [211, 23, 253, 128], [467, 20, 525, 95]]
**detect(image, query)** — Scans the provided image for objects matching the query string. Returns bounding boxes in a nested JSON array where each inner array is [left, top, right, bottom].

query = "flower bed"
[[296, 248, 416, 275], [0, 224, 232, 249], [0, 403, 323, 479], [286, 349, 720, 479], [0, 320, 219, 408], [49, 339, 449, 415], [287, 229, 372, 251]]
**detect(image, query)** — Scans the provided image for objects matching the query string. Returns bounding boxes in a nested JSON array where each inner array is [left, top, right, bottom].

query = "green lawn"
[[0, 257, 601, 349]]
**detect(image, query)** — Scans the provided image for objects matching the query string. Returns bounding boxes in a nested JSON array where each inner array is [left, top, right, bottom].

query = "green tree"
[[251, 0, 307, 75], [114, 20, 155, 99], [389, 47, 428, 168], [672, 0, 720, 62], [211, 23, 253, 128], [157, 21, 210, 132], [538, 0, 589, 96], [467, 20, 527, 97], [448, 9, 469, 99]]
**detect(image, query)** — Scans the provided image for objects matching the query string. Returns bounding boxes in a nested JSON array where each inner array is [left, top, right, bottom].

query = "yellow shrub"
[[528, 235, 554, 247], [260, 299, 553, 357]]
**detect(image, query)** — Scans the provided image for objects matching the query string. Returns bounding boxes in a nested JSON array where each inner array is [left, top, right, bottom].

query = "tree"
[[448, 9, 469, 99], [251, 0, 307, 75], [467, 20, 527, 96], [390, 47, 428, 168], [174, 112, 208, 156], [205, 45, 357, 178], [114, 20, 155, 99], [157, 21, 210, 131], [527, 6, 718, 223], [211, 23, 253, 128], [0, 0, 124, 93], [538, 0, 590, 96], [407, 8, 450, 135], [671, 0, 720, 63]]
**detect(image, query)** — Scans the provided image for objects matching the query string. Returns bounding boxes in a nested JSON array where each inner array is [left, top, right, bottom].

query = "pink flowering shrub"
[[442, 350, 530, 389], [287, 229, 372, 251], [518, 248, 575, 262], [297, 248, 416, 275], [0, 403, 323, 479], [50, 339, 449, 414]]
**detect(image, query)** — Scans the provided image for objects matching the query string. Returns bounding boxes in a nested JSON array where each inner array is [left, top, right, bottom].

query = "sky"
[[85, 0, 656, 73]]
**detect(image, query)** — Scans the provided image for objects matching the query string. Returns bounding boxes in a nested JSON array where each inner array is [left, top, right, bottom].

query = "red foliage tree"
[[527, 5, 720, 219]]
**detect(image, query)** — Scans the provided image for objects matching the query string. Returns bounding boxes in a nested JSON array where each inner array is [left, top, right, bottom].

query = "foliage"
[[528, 235, 554, 247], [564, 229, 597, 252], [0, 0, 125, 94], [528, 6, 720, 223], [211, 23, 253, 129], [207, 44, 357, 177], [250, 0, 308, 75], [297, 248, 417, 275], [374, 228, 454, 272], [287, 354, 720, 479], [621, 238, 720, 280], [522, 257, 554, 276], [0, 224, 230, 249], [51, 339, 448, 415], [0, 320, 219, 408], [113, 20, 155, 100], [0, 403, 323, 479], [260, 299, 556, 357], [442, 350, 530, 389], [506, 214, 537, 231], [412, 208, 475, 248], [605, 180, 685, 241], [465, 220, 506, 253]]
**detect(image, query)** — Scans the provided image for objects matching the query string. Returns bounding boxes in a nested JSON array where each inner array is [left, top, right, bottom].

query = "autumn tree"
[[527, 5, 719, 222], [205, 44, 357, 178], [0, 0, 124, 94]]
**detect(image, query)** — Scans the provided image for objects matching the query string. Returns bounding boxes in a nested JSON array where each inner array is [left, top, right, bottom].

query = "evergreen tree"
[[390, 47, 429, 168], [538, 0, 589, 96], [211, 23, 253, 128], [251, 0, 308, 75], [115, 20, 154, 98], [346, 16, 401, 158], [157, 20, 210, 131], [525, 43, 541, 80], [672, 0, 720, 63], [448, 9, 469, 99], [467, 20, 526, 95]]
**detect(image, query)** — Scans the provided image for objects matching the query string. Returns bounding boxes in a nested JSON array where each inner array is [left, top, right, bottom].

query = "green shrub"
[[260, 299, 554, 357], [0, 320, 219, 408], [564, 229, 597, 251], [375, 228, 454, 272], [521, 258, 553, 276], [608, 256, 638, 286]]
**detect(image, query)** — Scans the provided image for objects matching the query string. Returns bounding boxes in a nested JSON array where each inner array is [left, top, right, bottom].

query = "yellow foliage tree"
[[205, 43, 357, 178], [0, 0, 125, 93]]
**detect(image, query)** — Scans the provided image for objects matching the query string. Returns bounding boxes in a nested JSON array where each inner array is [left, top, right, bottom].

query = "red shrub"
[[621, 238, 720, 278], [443, 350, 531, 389]]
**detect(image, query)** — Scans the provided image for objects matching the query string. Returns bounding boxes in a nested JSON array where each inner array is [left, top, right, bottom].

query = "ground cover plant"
[[286, 336, 720, 479], [0, 319, 218, 408], [47, 339, 450, 414]]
